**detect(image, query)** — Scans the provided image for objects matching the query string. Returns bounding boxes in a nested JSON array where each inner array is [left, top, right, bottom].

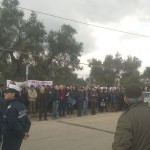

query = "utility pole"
[[26, 65, 29, 81]]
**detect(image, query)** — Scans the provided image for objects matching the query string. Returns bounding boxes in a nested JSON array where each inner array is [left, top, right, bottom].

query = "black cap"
[[125, 84, 142, 98]]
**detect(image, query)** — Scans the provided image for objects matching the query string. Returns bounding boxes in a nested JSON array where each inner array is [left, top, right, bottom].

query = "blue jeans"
[[59, 101, 66, 117], [82, 100, 88, 114], [52, 101, 59, 117]]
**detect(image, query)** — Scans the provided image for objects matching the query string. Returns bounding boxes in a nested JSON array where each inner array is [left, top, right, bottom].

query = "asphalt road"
[[22, 112, 121, 150]]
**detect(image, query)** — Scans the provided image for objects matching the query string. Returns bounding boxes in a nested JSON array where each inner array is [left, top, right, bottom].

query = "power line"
[[16, 7, 150, 38], [0, 2, 150, 38], [0, 2, 147, 74]]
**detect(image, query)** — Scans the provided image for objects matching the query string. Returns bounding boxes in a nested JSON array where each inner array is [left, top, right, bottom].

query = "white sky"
[[18, 0, 150, 78]]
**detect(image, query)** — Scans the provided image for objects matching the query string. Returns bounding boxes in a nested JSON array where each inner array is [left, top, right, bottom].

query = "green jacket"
[[112, 102, 150, 150]]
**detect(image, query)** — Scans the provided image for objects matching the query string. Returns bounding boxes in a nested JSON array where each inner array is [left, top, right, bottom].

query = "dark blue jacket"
[[2, 98, 31, 150]]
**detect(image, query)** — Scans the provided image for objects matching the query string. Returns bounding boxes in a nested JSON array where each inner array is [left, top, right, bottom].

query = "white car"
[[143, 92, 150, 106]]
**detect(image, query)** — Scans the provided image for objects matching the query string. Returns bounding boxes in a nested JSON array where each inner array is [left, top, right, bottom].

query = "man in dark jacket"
[[21, 87, 29, 109], [112, 83, 150, 150], [38, 86, 48, 121], [75, 87, 85, 116], [0, 84, 5, 98], [2, 84, 31, 150], [51, 85, 60, 119], [59, 85, 67, 117]]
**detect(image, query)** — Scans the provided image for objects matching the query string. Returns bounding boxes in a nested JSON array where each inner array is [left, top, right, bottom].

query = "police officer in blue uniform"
[[2, 84, 31, 150]]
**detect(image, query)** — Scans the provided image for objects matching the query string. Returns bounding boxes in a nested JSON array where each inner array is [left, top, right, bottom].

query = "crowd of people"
[[23, 85, 127, 119], [1, 82, 150, 150], [1, 83, 127, 121]]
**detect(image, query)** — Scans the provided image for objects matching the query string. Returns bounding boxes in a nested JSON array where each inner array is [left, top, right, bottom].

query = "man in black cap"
[[2, 84, 31, 150], [112, 83, 150, 150]]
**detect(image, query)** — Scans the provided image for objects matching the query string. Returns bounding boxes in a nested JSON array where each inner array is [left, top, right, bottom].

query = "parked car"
[[143, 91, 150, 106]]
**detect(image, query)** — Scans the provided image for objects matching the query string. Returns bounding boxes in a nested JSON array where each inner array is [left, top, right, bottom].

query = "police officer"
[[2, 84, 31, 150]]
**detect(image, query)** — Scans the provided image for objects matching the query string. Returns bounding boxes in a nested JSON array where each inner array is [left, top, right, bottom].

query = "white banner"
[[7, 80, 27, 87], [7, 80, 53, 87], [27, 80, 53, 87]]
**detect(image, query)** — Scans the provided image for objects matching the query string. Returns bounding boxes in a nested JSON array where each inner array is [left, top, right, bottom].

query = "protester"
[[89, 87, 98, 115], [112, 83, 150, 150], [2, 84, 31, 150], [82, 87, 89, 115], [110, 88, 118, 112], [38, 86, 48, 121], [98, 89, 106, 113], [0, 84, 5, 98], [59, 85, 67, 117], [45, 85, 53, 113], [21, 87, 29, 109], [51, 85, 60, 119], [66, 86, 77, 117], [104, 89, 110, 112], [28, 85, 37, 116], [75, 87, 85, 117]]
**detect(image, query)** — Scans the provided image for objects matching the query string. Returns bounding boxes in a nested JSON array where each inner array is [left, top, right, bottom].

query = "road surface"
[[22, 112, 121, 150]]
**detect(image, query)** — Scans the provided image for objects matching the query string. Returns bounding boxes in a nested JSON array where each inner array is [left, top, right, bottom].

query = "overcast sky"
[[18, 0, 150, 78]]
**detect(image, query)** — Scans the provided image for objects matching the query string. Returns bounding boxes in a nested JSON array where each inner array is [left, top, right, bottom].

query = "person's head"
[[0, 83, 4, 89], [5, 84, 21, 100], [30, 85, 34, 90], [40, 86, 45, 94], [22, 86, 27, 91], [80, 87, 84, 92], [54, 85, 59, 90], [91, 87, 96, 92], [72, 85, 76, 90], [59, 85, 64, 90], [84, 87, 88, 91], [124, 83, 143, 106]]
